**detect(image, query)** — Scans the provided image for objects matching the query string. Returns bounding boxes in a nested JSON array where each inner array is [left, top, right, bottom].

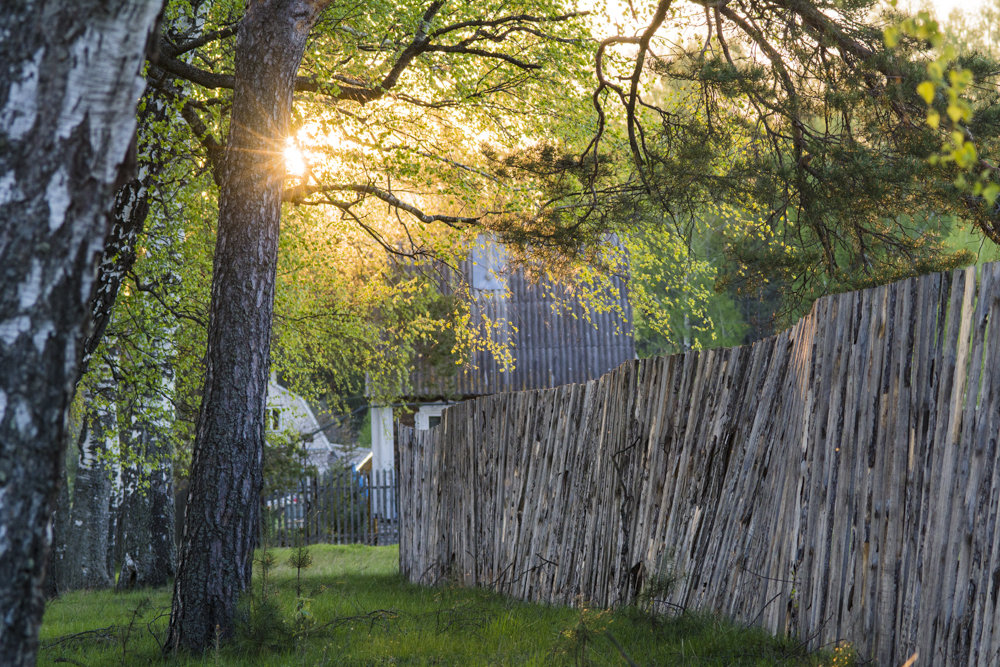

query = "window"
[[428, 416, 442, 429]]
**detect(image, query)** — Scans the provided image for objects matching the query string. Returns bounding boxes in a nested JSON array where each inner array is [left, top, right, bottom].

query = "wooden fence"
[[399, 263, 1000, 666], [262, 468, 398, 547]]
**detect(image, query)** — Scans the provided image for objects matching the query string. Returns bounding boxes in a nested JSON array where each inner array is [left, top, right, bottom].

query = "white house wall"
[[370, 405, 394, 473], [415, 403, 449, 430], [266, 379, 333, 470]]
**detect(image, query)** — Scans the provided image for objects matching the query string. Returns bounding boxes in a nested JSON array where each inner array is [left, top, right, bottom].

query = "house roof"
[[408, 239, 635, 399], [267, 378, 333, 450]]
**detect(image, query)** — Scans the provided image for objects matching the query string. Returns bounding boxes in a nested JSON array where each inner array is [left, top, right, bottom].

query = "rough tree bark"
[[45, 137, 160, 597], [64, 393, 116, 591], [0, 3, 161, 663], [116, 393, 176, 590], [166, 0, 330, 652], [80, 175, 151, 372], [43, 454, 74, 600]]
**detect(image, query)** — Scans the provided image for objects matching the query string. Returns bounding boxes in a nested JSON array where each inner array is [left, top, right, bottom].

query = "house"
[[268, 376, 379, 477], [266, 376, 338, 473], [370, 235, 635, 473]]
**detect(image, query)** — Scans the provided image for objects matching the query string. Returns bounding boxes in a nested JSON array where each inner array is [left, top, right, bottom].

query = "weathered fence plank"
[[399, 263, 1000, 665]]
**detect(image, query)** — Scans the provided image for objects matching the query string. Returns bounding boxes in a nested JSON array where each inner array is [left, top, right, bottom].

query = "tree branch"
[[375, 0, 445, 94], [431, 12, 585, 39], [160, 23, 241, 59], [424, 44, 541, 69], [151, 1, 581, 107], [625, 0, 673, 170], [145, 68, 225, 182], [284, 182, 483, 226]]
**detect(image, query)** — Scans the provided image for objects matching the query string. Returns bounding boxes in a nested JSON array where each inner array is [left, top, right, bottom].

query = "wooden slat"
[[397, 261, 1000, 666]]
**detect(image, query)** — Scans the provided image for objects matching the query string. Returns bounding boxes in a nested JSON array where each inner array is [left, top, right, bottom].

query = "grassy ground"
[[39, 544, 854, 666]]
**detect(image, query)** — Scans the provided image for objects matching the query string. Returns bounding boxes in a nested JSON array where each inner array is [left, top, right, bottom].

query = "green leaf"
[[917, 81, 936, 105], [947, 103, 963, 124], [884, 26, 899, 48], [955, 142, 977, 169], [984, 184, 999, 206], [948, 68, 972, 87]]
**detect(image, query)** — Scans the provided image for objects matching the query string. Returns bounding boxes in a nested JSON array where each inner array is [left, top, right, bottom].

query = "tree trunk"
[[43, 453, 75, 600], [64, 399, 116, 591], [150, 462, 177, 581], [116, 395, 176, 589], [79, 175, 150, 374], [166, 0, 327, 652], [0, 4, 161, 664], [115, 454, 152, 591]]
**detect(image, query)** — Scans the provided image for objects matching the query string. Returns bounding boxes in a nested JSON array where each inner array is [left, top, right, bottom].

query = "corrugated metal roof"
[[408, 240, 634, 399]]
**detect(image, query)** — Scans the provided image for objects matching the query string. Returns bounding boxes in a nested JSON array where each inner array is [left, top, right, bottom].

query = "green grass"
[[39, 544, 852, 666]]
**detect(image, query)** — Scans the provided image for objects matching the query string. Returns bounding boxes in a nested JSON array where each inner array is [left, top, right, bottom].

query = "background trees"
[[603, 0, 998, 347]]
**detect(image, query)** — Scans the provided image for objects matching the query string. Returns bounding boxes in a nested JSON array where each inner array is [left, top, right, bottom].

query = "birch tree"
[[0, 2, 162, 664], [62, 376, 117, 592]]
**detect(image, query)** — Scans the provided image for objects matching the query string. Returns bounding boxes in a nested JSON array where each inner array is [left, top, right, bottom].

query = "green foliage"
[[601, 0, 998, 339], [234, 593, 292, 654], [886, 2, 1000, 218], [628, 216, 749, 355], [945, 221, 1000, 263], [287, 540, 313, 598], [262, 423, 312, 497], [254, 547, 278, 606], [285, 535, 317, 640], [99, 0, 626, 475], [357, 410, 371, 449], [633, 550, 682, 618], [551, 605, 613, 666]]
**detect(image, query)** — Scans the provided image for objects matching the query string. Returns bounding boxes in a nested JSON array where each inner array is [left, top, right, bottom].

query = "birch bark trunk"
[[166, 0, 329, 652], [0, 3, 161, 663], [64, 396, 116, 591], [116, 392, 176, 589], [43, 453, 74, 599]]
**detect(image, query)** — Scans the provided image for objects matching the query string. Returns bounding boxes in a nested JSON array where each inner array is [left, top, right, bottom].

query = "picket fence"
[[262, 469, 398, 547], [399, 263, 1000, 666]]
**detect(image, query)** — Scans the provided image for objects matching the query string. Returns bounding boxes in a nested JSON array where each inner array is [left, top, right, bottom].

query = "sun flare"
[[284, 138, 307, 177]]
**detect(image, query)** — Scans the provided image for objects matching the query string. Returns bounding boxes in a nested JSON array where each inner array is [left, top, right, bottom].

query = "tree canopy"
[[581, 0, 998, 345]]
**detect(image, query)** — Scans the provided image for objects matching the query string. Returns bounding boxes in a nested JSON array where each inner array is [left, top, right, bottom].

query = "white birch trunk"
[[0, 3, 161, 663], [116, 376, 176, 589], [65, 391, 116, 591]]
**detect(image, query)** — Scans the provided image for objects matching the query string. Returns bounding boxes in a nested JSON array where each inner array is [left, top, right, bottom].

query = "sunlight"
[[289, 121, 387, 178], [284, 137, 307, 177], [581, 0, 990, 43], [906, 0, 990, 20]]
